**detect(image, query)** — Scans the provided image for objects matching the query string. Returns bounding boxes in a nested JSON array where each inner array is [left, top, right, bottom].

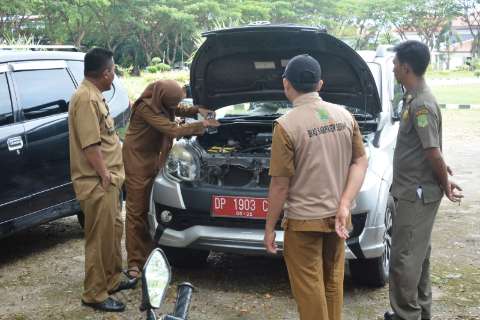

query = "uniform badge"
[[317, 109, 329, 121], [417, 114, 429, 128], [415, 107, 429, 128]]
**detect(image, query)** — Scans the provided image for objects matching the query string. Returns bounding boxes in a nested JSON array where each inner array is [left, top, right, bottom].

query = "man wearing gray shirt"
[[384, 41, 463, 320]]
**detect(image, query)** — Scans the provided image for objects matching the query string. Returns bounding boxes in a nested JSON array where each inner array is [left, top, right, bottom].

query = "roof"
[[0, 50, 84, 64]]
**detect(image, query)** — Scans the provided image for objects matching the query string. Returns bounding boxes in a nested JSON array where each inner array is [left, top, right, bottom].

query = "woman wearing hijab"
[[122, 80, 219, 280]]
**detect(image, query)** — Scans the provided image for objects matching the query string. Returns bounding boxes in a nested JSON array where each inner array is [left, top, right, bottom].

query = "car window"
[[13, 69, 76, 120], [67, 60, 116, 102], [0, 73, 14, 126]]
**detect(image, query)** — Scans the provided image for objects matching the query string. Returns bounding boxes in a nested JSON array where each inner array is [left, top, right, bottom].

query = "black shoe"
[[384, 311, 395, 320], [82, 297, 125, 312], [108, 276, 138, 294]]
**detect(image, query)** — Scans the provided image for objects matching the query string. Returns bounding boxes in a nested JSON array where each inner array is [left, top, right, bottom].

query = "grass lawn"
[[429, 84, 480, 105], [121, 70, 189, 101], [121, 70, 479, 105], [426, 69, 477, 79]]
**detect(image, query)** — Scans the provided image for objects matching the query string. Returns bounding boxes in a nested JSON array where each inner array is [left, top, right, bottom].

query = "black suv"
[[0, 50, 130, 238]]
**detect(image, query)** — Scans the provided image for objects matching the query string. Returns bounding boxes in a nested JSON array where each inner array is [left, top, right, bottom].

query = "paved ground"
[[0, 110, 479, 320]]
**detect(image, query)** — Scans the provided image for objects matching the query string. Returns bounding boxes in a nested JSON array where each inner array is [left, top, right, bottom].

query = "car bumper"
[[148, 168, 386, 260]]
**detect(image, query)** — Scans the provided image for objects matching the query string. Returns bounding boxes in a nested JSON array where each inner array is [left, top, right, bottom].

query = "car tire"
[[349, 194, 395, 287], [161, 246, 210, 268]]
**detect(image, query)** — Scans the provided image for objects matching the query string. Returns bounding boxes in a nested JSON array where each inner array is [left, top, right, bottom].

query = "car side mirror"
[[142, 248, 172, 310], [392, 100, 403, 122]]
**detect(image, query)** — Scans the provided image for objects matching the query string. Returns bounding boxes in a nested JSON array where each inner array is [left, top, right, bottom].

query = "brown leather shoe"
[[82, 297, 125, 312]]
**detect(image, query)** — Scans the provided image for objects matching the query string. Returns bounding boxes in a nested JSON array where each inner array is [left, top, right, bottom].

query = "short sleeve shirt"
[[68, 80, 125, 200], [269, 119, 363, 232], [392, 82, 443, 203], [269, 121, 365, 177]]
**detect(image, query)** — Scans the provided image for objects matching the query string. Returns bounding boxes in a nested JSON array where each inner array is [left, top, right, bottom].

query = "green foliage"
[[474, 70, 480, 78], [156, 63, 171, 72], [0, 0, 474, 68], [151, 57, 163, 65], [146, 66, 158, 73]]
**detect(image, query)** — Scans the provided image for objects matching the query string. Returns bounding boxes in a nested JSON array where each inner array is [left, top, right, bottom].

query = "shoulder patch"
[[417, 114, 429, 128], [317, 109, 329, 121], [415, 107, 429, 117]]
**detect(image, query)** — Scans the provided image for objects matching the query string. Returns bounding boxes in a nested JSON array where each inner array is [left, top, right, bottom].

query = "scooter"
[[141, 248, 194, 320]]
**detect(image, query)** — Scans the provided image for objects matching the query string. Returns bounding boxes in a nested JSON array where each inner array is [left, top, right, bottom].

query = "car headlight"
[[165, 142, 200, 182]]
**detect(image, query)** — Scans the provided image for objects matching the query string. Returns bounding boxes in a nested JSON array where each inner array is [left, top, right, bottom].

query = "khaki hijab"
[[131, 80, 186, 169]]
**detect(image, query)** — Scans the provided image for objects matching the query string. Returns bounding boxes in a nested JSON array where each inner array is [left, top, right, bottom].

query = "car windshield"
[[216, 100, 373, 120], [216, 101, 293, 119]]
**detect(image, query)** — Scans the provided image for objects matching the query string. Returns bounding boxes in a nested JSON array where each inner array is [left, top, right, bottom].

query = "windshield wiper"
[[223, 113, 283, 120]]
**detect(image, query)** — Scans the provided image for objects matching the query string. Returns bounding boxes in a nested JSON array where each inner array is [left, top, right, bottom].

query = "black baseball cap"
[[282, 54, 322, 92]]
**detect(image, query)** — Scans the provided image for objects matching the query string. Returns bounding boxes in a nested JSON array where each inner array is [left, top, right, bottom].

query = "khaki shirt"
[[392, 81, 443, 203], [68, 80, 125, 200], [122, 101, 205, 177], [269, 93, 365, 231]]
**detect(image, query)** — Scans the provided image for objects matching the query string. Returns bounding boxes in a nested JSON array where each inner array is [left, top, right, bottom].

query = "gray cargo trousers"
[[389, 197, 441, 320]]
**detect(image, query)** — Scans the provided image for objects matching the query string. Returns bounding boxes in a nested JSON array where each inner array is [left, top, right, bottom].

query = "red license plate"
[[211, 196, 269, 219]]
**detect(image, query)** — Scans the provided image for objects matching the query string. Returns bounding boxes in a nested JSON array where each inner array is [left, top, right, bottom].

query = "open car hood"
[[190, 24, 381, 117]]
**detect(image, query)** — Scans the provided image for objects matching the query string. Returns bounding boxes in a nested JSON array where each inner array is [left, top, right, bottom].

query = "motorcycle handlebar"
[[172, 282, 195, 319]]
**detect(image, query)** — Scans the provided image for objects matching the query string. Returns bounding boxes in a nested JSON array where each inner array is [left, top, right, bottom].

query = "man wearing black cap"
[[264, 54, 368, 320]]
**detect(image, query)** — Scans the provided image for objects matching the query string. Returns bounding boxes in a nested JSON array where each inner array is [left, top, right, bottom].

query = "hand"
[[264, 229, 277, 254], [446, 180, 463, 203], [101, 171, 112, 190], [198, 107, 214, 119], [335, 205, 350, 240], [202, 119, 220, 128]]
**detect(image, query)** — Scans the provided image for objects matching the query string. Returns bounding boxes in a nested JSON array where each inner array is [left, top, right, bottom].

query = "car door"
[[0, 65, 30, 226], [10, 60, 77, 213]]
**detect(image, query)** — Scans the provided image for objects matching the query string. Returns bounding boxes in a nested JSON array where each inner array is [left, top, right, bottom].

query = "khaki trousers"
[[125, 175, 155, 271], [284, 229, 345, 320], [79, 185, 123, 303], [389, 198, 441, 320]]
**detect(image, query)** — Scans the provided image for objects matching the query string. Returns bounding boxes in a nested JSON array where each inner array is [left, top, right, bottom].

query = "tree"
[[457, 0, 480, 57], [0, 1, 37, 40]]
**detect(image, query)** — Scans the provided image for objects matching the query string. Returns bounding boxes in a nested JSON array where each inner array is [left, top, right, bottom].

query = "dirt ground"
[[0, 110, 479, 320]]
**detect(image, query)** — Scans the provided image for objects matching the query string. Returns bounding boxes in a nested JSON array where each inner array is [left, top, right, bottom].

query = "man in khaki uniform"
[[69, 48, 135, 312], [263, 54, 368, 320], [384, 41, 463, 320]]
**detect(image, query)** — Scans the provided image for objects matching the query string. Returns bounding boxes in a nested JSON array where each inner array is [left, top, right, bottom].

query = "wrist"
[[338, 200, 351, 211], [101, 170, 110, 179], [265, 223, 276, 233]]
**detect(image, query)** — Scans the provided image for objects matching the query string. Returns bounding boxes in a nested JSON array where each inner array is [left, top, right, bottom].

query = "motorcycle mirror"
[[142, 248, 172, 309]]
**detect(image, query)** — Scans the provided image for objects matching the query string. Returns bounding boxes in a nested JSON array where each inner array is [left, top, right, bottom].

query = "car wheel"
[[349, 194, 395, 287], [161, 246, 210, 268], [77, 212, 85, 229]]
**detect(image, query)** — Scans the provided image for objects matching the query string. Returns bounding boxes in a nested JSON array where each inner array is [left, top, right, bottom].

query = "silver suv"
[[147, 25, 401, 287]]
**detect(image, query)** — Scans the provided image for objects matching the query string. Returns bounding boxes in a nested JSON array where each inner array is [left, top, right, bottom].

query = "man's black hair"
[[393, 40, 430, 77], [84, 47, 114, 77]]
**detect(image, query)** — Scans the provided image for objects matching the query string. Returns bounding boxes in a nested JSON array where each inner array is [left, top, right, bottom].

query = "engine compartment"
[[194, 121, 273, 188], [197, 122, 273, 156]]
